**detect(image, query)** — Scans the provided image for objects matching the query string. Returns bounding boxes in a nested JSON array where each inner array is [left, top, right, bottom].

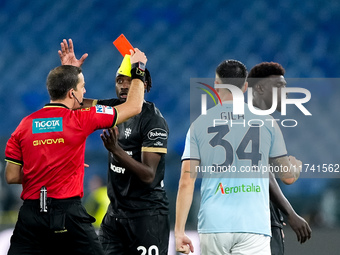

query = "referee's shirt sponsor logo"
[[32, 118, 63, 134], [147, 128, 168, 140], [95, 105, 114, 115]]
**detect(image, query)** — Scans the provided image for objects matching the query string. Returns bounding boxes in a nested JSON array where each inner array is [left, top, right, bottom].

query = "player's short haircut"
[[216, 59, 248, 89], [145, 68, 152, 92], [247, 62, 285, 87], [46, 65, 82, 101]]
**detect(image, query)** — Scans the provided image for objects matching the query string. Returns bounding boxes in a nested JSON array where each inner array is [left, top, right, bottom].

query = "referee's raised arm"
[[58, 39, 147, 118], [115, 48, 147, 124]]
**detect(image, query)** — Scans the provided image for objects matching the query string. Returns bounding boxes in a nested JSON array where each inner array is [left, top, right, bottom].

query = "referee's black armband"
[[131, 62, 146, 83]]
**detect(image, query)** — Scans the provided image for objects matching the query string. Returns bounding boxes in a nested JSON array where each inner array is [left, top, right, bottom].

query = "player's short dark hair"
[[216, 59, 248, 89], [247, 62, 285, 87], [46, 65, 82, 101], [145, 68, 152, 93]]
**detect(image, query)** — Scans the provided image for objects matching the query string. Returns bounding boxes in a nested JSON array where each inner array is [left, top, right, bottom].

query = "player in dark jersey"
[[248, 62, 312, 255], [59, 39, 170, 255], [5, 47, 148, 255]]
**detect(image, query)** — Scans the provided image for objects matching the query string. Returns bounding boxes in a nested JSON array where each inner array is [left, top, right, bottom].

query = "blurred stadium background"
[[0, 0, 340, 254]]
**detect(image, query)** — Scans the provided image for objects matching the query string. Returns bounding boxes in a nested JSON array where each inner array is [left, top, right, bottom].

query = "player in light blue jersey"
[[175, 60, 300, 255]]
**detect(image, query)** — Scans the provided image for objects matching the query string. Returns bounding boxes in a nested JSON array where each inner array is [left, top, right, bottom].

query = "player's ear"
[[255, 83, 265, 95], [69, 89, 74, 99], [242, 82, 248, 93]]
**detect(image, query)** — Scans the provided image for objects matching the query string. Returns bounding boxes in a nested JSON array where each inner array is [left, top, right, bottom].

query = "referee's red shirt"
[[5, 103, 117, 200]]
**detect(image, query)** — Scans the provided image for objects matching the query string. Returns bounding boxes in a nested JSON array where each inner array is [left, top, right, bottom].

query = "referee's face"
[[115, 75, 132, 102]]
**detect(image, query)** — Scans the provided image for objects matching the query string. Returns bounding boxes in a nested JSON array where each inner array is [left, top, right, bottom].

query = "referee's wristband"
[[131, 62, 146, 83]]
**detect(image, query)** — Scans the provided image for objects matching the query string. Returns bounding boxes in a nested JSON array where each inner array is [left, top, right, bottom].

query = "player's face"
[[262, 75, 286, 112], [115, 75, 131, 102]]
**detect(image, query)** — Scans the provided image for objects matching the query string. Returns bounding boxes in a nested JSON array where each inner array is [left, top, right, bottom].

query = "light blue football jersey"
[[182, 102, 287, 236]]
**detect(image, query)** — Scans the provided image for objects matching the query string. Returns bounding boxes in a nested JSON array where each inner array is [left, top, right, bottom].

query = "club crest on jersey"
[[95, 105, 114, 115], [147, 128, 168, 140], [124, 128, 132, 139], [32, 117, 63, 134]]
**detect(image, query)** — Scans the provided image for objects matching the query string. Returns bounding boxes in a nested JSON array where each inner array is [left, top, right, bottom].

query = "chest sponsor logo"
[[110, 163, 126, 174], [215, 182, 261, 195], [33, 138, 64, 146], [96, 105, 114, 115], [32, 118, 63, 134], [147, 128, 168, 140]]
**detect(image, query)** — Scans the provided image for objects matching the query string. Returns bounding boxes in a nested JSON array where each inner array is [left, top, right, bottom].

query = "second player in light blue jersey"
[[175, 60, 300, 255]]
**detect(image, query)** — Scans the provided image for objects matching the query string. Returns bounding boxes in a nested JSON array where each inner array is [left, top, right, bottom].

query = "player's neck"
[[219, 91, 234, 102], [252, 99, 268, 110]]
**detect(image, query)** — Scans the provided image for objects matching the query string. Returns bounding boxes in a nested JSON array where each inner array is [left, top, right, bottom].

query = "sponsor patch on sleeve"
[[95, 105, 114, 115], [147, 128, 168, 140]]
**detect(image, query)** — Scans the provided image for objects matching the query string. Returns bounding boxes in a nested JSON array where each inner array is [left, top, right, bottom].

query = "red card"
[[113, 34, 134, 56]]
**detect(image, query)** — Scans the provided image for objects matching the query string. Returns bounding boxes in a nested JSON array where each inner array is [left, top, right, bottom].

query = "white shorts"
[[199, 232, 271, 255]]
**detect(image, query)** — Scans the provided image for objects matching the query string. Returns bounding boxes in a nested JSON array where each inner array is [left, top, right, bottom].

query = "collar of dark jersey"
[[43, 103, 69, 109]]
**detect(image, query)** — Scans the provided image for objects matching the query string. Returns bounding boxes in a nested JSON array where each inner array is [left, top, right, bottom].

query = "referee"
[[58, 39, 170, 255], [4, 47, 147, 255]]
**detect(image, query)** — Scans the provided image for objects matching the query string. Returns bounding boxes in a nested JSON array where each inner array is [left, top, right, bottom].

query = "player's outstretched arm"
[[175, 160, 197, 254], [58, 38, 88, 67], [100, 128, 159, 184], [115, 48, 147, 124], [269, 172, 312, 243]]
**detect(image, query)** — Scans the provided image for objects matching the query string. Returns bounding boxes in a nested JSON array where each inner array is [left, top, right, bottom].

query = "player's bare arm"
[[269, 172, 312, 243], [100, 127, 158, 184], [5, 162, 23, 184], [58, 38, 88, 67], [175, 159, 197, 254], [269, 155, 301, 184]]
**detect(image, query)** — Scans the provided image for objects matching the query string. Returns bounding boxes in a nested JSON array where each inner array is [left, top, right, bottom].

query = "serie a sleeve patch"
[[95, 105, 114, 115]]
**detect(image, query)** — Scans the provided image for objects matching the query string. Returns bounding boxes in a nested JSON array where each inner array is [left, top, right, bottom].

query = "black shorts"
[[8, 198, 104, 255], [98, 213, 170, 255], [271, 226, 284, 255]]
